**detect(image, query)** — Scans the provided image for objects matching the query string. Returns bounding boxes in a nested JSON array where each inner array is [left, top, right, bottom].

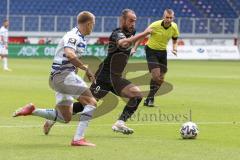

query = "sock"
[[118, 97, 142, 122], [73, 105, 96, 141], [72, 102, 84, 115], [147, 79, 161, 99], [32, 109, 66, 123], [3, 57, 8, 69], [116, 120, 125, 125]]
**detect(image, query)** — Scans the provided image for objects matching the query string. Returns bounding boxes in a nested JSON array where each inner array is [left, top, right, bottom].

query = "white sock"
[[73, 105, 96, 141], [3, 57, 8, 69], [116, 120, 125, 125], [32, 109, 66, 123], [74, 121, 87, 140]]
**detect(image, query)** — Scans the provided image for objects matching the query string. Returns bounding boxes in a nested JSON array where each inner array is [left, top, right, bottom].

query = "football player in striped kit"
[[13, 11, 97, 147]]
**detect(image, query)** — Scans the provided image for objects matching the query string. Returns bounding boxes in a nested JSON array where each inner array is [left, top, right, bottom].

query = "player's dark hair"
[[77, 11, 95, 24], [121, 9, 135, 19], [164, 8, 174, 15]]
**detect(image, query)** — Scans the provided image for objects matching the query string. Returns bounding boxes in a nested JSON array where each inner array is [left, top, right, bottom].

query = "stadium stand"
[[0, 0, 239, 33]]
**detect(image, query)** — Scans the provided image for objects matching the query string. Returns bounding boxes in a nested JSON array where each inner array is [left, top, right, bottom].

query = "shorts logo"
[[68, 38, 77, 45], [94, 86, 101, 94]]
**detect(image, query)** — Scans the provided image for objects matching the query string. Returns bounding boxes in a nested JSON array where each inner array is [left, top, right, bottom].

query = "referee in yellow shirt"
[[132, 9, 180, 107]]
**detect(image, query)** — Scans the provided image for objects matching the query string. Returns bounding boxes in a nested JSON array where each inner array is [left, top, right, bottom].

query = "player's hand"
[[86, 68, 96, 83], [130, 48, 136, 56], [172, 49, 177, 56]]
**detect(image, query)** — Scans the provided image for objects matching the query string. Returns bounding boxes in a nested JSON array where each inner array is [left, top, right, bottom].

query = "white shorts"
[[0, 45, 8, 55], [49, 71, 88, 106]]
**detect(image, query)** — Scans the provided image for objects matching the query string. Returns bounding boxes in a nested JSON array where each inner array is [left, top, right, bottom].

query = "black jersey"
[[95, 28, 136, 83]]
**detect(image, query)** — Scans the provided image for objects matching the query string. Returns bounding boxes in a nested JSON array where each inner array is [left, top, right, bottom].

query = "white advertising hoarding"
[[167, 46, 240, 60]]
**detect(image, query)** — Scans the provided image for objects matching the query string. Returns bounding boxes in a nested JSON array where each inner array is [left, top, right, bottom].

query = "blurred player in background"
[[0, 19, 11, 71], [132, 8, 179, 107], [43, 9, 152, 135], [13, 11, 97, 147]]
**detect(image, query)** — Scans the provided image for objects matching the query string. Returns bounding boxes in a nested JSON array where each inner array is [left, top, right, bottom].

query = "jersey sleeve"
[[172, 24, 180, 39], [63, 33, 78, 51], [111, 31, 126, 42]]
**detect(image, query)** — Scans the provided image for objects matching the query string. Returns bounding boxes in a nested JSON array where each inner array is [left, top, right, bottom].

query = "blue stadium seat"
[[193, 0, 237, 18], [94, 17, 103, 32], [103, 17, 118, 32], [41, 17, 55, 31], [0, 0, 239, 33], [180, 18, 193, 33], [0, 0, 202, 17], [25, 16, 39, 31], [224, 19, 235, 34], [57, 16, 72, 32], [136, 17, 148, 32], [195, 19, 208, 33], [9, 16, 23, 31], [209, 19, 223, 33]]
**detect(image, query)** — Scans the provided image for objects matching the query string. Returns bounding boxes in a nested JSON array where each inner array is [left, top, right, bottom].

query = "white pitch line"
[[0, 122, 238, 128]]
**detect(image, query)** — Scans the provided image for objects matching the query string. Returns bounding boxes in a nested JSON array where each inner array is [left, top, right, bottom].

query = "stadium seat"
[[25, 16, 39, 31], [0, 0, 239, 33]]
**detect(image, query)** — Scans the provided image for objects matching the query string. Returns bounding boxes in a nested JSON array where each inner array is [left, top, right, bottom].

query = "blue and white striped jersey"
[[51, 27, 87, 73]]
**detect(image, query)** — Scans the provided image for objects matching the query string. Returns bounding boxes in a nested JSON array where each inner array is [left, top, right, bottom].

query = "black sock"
[[118, 97, 142, 122], [147, 79, 161, 99], [72, 102, 84, 114]]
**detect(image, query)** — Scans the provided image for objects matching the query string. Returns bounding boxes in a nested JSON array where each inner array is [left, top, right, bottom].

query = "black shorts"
[[145, 45, 168, 73], [90, 77, 131, 99]]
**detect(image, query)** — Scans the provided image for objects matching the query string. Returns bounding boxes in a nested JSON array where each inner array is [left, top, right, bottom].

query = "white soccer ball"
[[180, 121, 199, 139]]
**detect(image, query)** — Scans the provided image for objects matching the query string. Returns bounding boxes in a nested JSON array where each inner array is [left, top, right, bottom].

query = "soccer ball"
[[180, 121, 199, 139]]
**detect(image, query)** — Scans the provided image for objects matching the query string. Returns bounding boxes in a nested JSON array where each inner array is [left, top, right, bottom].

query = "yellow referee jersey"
[[146, 20, 179, 50]]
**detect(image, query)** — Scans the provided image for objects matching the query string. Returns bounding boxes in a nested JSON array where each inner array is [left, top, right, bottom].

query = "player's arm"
[[64, 47, 95, 82], [130, 27, 151, 55], [65, 48, 95, 82], [130, 37, 145, 55], [63, 35, 95, 82], [172, 25, 180, 56], [64, 48, 87, 70], [117, 27, 152, 48], [172, 37, 178, 56]]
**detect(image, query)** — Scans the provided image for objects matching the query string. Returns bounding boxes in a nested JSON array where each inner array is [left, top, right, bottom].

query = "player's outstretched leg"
[[13, 103, 67, 123], [13, 103, 35, 117], [112, 83, 142, 135], [42, 102, 84, 135]]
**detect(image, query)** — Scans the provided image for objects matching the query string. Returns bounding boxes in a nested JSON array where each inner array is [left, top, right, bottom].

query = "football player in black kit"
[[43, 9, 152, 135]]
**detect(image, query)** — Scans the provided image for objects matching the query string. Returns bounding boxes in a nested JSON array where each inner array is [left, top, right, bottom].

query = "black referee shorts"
[[90, 77, 131, 99], [145, 45, 168, 73]]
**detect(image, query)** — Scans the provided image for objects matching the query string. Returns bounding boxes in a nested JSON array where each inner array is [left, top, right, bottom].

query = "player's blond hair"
[[77, 11, 95, 24]]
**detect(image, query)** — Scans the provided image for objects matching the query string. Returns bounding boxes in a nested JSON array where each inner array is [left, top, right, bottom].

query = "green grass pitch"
[[0, 58, 240, 160]]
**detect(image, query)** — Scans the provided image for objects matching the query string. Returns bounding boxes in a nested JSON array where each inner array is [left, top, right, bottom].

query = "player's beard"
[[128, 26, 134, 33], [123, 26, 134, 35]]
